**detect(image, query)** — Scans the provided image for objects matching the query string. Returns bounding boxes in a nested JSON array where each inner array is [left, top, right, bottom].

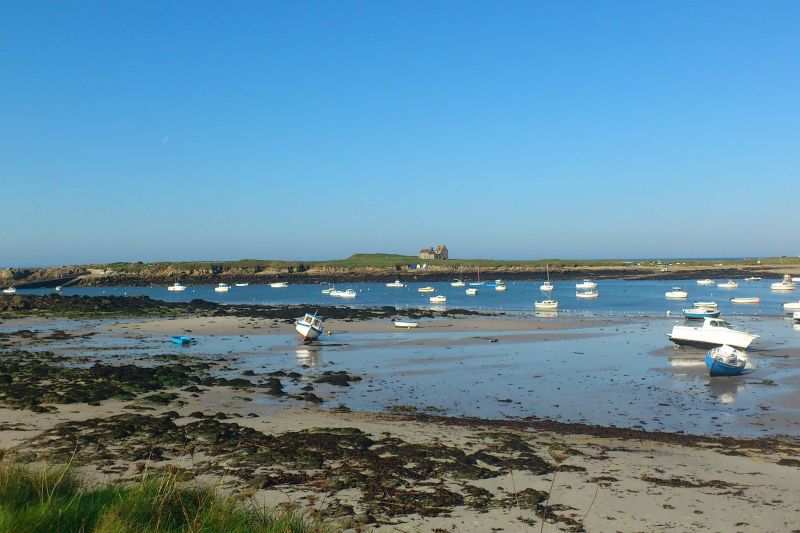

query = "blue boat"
[[682, 307, 721, 319], [705, 345, 751, 376], [170, 335, 195, 345]]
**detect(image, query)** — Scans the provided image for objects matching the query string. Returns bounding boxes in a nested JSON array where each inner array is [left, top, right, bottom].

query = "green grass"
[[0, 462, 325, 532]]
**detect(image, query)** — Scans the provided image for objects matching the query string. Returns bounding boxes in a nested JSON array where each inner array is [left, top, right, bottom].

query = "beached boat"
[[386, 280, 406, 288], [784, 301, 800, 312], [705, 345, 752, 377], [170, 335, 195, 345], [534, 299, 558, 310], [665, 287, 688, 299], [717, 280, 739, 289], [771, 275, 796, 291], [270, 282, 289, 288], [295, 312, 323, 342], [418, 286, 435, 293], [693, 301, 718, 309], [669, 317, 758, 349], [214, 283, 230, 293], [696, 279, 715, 285], [575, 280, 597, 289], [2, 287, 16, 294], [576, 290, 599, 299], [393, 320, 418, 329], [730, 296, 760, 304], [495, 284, 507, 291], [466, 288, 478, 296], [235, 283, 249, 287], [330, 289, 357, 298], [429, 295, 447, 304], [167, 281, 186, 291], [682, 307, 720, 319], [451, 280, 465, 287]]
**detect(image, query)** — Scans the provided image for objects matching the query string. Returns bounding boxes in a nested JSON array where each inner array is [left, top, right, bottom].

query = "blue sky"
[[1, 1, 799, 266]]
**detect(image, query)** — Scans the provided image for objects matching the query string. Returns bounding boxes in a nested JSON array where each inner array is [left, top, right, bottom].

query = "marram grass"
[[0, 462, 326, 533]]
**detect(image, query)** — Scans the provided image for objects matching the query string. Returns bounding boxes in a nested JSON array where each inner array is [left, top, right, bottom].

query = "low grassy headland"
[[4, 254, 799, 287], [0, 461, 323, 532]]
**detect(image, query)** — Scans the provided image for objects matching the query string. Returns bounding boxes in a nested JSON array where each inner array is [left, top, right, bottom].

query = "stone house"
[[419, 245, 448, 260]]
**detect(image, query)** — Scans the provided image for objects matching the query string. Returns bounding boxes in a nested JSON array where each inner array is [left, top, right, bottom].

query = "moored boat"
[[450, 280, 465, 287], [744, 276, 762, 281], [730, 296, 760, 304], [418, 286, 435, 293], [575, 280, 597, 289], [2, 287, 16, 294], [693, 301, 718, 308], [682, 307, 720, 319], [330, 289, 357, 298], [665, 287, 688, 299], [270, 282, 289, 288], [235, 283, 249, 287], [576, 290, 599, 298], [540, 264, 554, 292], [465, 288, 478, 296], [430, 295, 447, 304], [167, 281, 186, 291], [534, 299, 558, 310], [214, 283, 230, 293], [394, 320, 418, 329], [295, 312, 323, 342], [386, 280, 406, 288], [669, 317, 758, 349], [717, 280, 739, 289], [705, 345, 753, 376], [696, 279, 715, 285], [495, 283, 507, 291], [771, 275, 796, 291]]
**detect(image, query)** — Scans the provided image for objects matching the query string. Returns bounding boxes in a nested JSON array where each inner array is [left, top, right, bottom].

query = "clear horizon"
[[2, 2, 799, 266]]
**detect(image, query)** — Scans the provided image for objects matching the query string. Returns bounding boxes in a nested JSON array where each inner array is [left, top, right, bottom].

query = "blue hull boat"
[[683, 308, 721, 319], [170, 336, 195, 345], [705, 345, 751, 376]]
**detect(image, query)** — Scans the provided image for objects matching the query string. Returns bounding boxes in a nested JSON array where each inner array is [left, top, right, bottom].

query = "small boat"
[[321, 287, 334, 294], [55, 286, 62, 292], [771, 275, 796, 291], [418, 286, 436, 293], [784, 301, 800, 312], [665, 287, 688, 299], [469, 267, 484, 286], [450, 280, 465, 287], [540, 264, 554, 292], [393, 320, 418, 329], [270, 282, 289, 288], [430, 295, 447, 304], [235, 283, 249, 287], [167, 281, 186, 292], [575, 280, 597, 289], [576, 290, 599, 298], [705, 345, 752, 376], [696, 279, 715, 285], [495, 284, 507, 291], [214, 283, 230, 293], [730, 296, 760, 304], [717, 280, 739, 289], [295, 312, 323, 342], [330, 289, 357, 298], [744, 277, 762, 281], [683, 307, 720, 319], [466, 288, 478, 295], [669, 317, 758, 349], [693, 301, 718, 308], [170, 335, 195, 345], [386, 280, 406, 288], [2, 287, 16, 294], [534, 299, 558, 310]]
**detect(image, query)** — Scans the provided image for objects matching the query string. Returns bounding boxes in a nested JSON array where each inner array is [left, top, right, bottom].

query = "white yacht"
[[386, 280, 406, 288], [270, 282, 289, 288], [730, 296, 760, 304], [495, 284, 507, 291], [418, 286, 435, 293], [717, 280, 739, 289], [235, 283, 249, 287], [576, 290, 599, 298], [214, 283, 230, 293], [771, 275, 796, 291], [665, 287, 688, 299], [167, 281, 186, 292], [669, 317, 758, 349], [330, 288, 357, 298], [540, 264, 554, 292], [2, 287, 16, 294], [696, 279, 715, 285], [429, 295, 447, 304], [466, 288, 478, 296], [450, 280, 465, 287], [575, 280, 597, 289]]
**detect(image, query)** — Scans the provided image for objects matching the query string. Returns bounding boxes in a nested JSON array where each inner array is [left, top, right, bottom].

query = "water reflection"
[[706, 378, 746, 405], [534, 311, 559, 319], [668, 355, 705, 368], [428, 304, 447, 312], [295, 345, 322, 367], [794, 323, 800, 332]]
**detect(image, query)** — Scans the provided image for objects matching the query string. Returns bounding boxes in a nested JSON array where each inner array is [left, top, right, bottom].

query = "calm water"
[[19, 278, 800, 316]]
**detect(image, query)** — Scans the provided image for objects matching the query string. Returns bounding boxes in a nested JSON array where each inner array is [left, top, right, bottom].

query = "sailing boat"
[[535, 264, 558, 310], [468, 266, 484, 286]]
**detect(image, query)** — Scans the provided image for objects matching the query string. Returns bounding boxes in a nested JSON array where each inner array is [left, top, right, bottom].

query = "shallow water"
[[18, 279, 800, 316]]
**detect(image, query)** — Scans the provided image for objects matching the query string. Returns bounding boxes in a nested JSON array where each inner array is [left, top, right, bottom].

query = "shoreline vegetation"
[[3, 253, 800, 288]]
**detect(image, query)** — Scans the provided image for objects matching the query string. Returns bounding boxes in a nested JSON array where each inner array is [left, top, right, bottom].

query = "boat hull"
[[705, 352, 747, 376], [393, 321, 418, 329], [669, 327, 757, 349], [682, 309, 720, 319], [295, 322, 322, 341], [534, 301, 558, 310]]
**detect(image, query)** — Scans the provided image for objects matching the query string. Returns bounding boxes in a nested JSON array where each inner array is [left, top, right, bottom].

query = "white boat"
[[730, 296, 760, 304], [665, 287, 688, 299], [693, 301, 718, 309], [418, 286, 435, 293], [469, 267, 484, 286], [430, 295, 447, 304], [167, 281, 186, 292], [295, 312, 323, 342], [696, 279, 715, 285], [744, 277, 762, 281], [214, 283, 230, 293], [235, 283, 249, 287], [321, 287, 334, 294], [540, 264, 554, 292], [794, 311, 800, 324], [534, 299, 558, 310], [394, 320, 418, 329], [465, 288, 478, 296], [771, 275, 796, 291], [784, 301, 800, 312], [576, 290, 599, 299], [330, 289, 357, 298], [495, 284, 507, 291], [669, 317, 759, 349], [55, 286, 62, 292], [270, 282, 289, 288], [575, 280, 597, 289], [386, 280, 406, 288], [2, 287, 16, 294], [717, 280, 739, 289], [451, 280, 465, 287]]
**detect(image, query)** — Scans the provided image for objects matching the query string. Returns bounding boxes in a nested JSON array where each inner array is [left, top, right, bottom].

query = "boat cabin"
[[703, 318, 732, 329], [300, 313, 322, 329]]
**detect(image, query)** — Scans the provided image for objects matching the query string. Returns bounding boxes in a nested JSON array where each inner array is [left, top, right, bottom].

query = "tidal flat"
[[1, 299, 799, 531]]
